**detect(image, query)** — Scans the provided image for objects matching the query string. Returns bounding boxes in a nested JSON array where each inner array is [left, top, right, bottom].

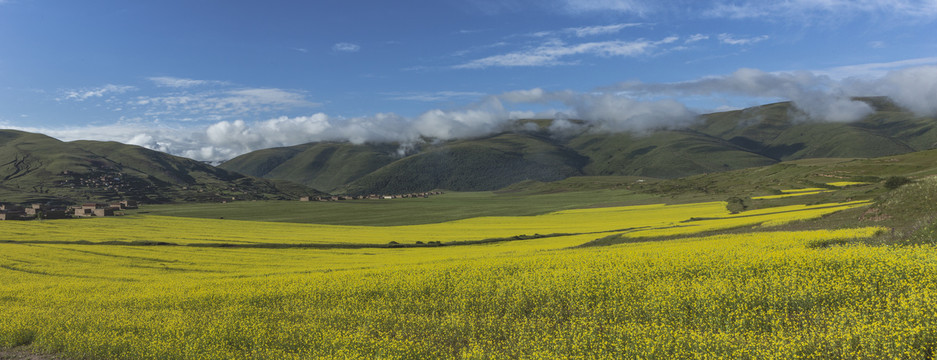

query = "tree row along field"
[[1, 185, 932, 359]]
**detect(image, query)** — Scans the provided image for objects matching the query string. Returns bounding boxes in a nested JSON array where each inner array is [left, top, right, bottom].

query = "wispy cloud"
[[147, 76, 226, 88], [718, 34, 769, 45], [333, 42, 361, 52], [685, 34, 710, 43], [559, 0, 653, 15], [530, 23, 644, 38], [133, 88, 321, 120], [705, 0, 937, 21], [819, 57, 937, 79], [61, 84, 136, 101], [552, 0, 937, 21], [455, 36, 678, 69], [385, 91, 487, 102]]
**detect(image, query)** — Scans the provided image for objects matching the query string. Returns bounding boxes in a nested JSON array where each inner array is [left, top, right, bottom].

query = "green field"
[[134, 188, 659, 226]]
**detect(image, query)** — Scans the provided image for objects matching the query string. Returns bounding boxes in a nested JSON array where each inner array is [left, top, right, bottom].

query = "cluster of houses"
[[0, 200, 138, 221], [57, 170, 156, 194], [300, 191, 444, 202]]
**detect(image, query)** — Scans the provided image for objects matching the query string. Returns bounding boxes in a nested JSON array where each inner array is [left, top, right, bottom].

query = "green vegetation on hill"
[[219, 142, 400, 193], [0, 130, 320, 204], [693, 98, 934, 160], [568, 130, 776, 177], [222, 97, 937, 195], [340, 133, 587, 195]]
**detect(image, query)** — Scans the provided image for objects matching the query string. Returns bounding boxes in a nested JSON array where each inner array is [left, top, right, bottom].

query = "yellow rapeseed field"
[[0, 200, 868, 246], [752, 190, 834, 200], [827, 181, 870, 187], [6, 196, 935, 359]]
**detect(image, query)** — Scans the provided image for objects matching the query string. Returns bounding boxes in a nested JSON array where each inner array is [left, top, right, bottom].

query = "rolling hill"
[[221, 97, 937, 195], [0, 130, 320, 204]]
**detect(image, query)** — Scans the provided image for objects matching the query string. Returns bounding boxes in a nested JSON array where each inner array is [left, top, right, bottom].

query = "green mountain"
[[340, 133, 588, 194], [0, 130, 319, 204], [692, 98, 926, 160], [566, 130, 776, 178], [222, 98, 936, 195], [218, 142, 400, 193]]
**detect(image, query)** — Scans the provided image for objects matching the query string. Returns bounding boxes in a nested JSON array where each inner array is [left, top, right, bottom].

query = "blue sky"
[[1, 0, 936, 160]]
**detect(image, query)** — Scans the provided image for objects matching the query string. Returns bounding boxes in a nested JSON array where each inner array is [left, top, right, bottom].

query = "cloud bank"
[[610, 65, 937, 123], [21, 65, 937, 162]]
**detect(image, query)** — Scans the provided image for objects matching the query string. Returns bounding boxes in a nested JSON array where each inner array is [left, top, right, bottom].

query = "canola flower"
[[780, 188, 827, 193], [4, 192, 929, 359], [752, 190, 834, 200], [8, 225, 937, 359], [827, 181, 870, 187], [0, 200, 867, 246]]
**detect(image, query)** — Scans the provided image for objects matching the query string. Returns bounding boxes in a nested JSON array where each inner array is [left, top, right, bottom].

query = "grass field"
[[133, 189, 660, 226], [5, 183, 937, 359]]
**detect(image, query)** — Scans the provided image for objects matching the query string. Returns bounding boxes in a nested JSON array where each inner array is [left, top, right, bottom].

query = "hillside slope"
[[693, 99, 927, 160], [223, 98, 937, 194], [340, 133, 588, 194], [0, 130, 319, 204], [219, 142, 400, 193]]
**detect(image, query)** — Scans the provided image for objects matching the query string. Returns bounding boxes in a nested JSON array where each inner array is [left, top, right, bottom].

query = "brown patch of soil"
[[0, 347, 63, 360]]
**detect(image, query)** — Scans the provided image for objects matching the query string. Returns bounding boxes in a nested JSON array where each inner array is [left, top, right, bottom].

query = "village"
[[0, 192, 444, 221], [0, 200, 137, 221], [299, 191, 444, 202]]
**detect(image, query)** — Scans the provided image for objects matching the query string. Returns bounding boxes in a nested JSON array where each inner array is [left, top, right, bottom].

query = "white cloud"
[[500, 88, 551, 103], [611, 68, 877, 122], [685, 34, 710, 43], [62, 84, 136, 101], [819, 57, 937, 79], [133, 88, 321, 121], [333, 42, 361, 52], [569, 23, 641, 37], [560, 0, 653, 14], [718, 34, 769, 45], [148, 76, 225, 88], [607, 64, 937, 122], [705, 0, 937, 20], [385, 91, 487, 102], [529, 23, 644, 38], [412, 97, 511, 140], [224, 88, 317, 108], [854, 65, 937, 116], [499, 88, 697, 132], [205, 115, 331, 155], [455, 36, 678, 69]]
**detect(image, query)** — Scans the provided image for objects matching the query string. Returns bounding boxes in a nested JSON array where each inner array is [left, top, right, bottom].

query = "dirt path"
[[0, 347, 63, 360]]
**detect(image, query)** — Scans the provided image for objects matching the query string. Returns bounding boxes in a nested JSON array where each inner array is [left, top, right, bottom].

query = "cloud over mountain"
[[14, 64, 937, 163]]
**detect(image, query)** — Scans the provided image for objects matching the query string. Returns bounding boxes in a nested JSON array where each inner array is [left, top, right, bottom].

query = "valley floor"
[[2, 183, 936, 359]]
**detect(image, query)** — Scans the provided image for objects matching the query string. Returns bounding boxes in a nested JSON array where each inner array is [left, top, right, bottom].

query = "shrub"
[[884, 176, 912, 190], [726, 196, 749, 214]]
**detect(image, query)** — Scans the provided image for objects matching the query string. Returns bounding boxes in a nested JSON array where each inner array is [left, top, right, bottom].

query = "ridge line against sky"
[[1, 0, 936, 161]]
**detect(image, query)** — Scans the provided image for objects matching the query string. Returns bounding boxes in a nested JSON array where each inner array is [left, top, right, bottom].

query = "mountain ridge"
[[222, 97, 937, 195]]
